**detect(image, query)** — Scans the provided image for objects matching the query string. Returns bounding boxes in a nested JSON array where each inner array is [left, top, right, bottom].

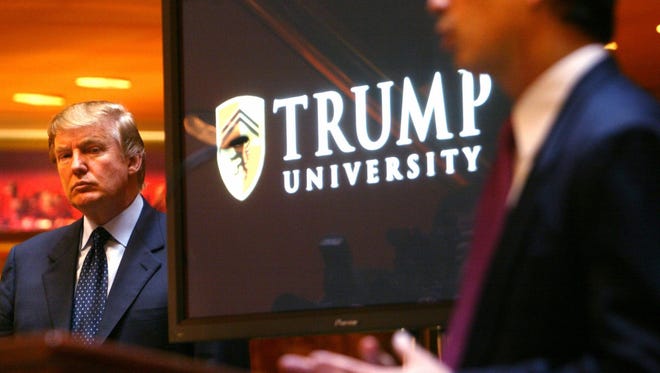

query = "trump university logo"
[[215, 95, 266, 201], [213, 71, 493, 202]]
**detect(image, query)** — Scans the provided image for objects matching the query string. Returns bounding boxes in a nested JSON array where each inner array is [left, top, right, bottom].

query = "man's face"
[[427, 0, 526, 74], [53, 124, 138, 216]]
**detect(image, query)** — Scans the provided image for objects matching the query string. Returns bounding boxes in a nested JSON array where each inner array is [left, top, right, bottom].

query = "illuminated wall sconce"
[[75, 76, 132, 89], [12, 93, 65, 106], [604, 42, 618, 51]]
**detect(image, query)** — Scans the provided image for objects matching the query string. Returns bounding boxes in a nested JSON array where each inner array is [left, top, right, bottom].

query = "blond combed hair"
[[47, 100, 147, 189]]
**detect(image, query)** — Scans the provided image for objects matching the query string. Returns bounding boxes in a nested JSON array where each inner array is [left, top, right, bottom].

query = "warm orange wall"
[[0, 239, 19, 270]]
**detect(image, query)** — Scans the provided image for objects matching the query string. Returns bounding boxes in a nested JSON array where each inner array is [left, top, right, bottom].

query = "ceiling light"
[[604, 42, 618, 51], [656, 24, 660, 34], [76, 77, 132, 89], [13, 93, 65, 106]]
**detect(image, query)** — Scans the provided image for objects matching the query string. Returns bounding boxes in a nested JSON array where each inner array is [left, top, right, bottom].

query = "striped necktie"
[[444, 118, 515, 368], [71, 227, 111, 344]]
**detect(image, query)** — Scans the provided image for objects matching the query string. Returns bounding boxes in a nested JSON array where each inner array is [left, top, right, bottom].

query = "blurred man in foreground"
[[279, 0, 660, 371]]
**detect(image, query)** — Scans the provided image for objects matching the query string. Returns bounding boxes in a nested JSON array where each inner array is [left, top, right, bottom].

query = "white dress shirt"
[[507, 44, 608, 205], [76, 195, 144, 294]]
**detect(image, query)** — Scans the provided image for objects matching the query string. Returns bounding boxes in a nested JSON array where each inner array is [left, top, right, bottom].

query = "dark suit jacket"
[[0, 198, 188, 354], [460, 58, 660, 371]]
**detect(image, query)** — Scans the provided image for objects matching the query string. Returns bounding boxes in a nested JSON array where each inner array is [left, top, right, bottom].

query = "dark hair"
[[552, 0, 616, 43]]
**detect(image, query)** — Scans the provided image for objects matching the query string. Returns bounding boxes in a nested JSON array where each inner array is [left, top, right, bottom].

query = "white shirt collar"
[[81, 195, 144, 249], [511, 44, 608, 161], [505, 44, 608, 205]]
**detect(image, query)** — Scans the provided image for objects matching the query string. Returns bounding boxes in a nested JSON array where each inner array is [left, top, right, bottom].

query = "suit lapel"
[[42, 220, 82, 330], [483, 58, 617, 296], [98, 202, 164, 340], [463, 58, 618, 365], [494, 59, 617, 257]]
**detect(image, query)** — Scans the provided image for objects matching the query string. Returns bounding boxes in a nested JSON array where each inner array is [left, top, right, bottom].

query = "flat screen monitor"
[[164, 0, 510, 342]]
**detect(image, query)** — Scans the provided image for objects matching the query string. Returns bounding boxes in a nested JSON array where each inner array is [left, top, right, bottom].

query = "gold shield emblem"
[[215, 96, 266, 201]]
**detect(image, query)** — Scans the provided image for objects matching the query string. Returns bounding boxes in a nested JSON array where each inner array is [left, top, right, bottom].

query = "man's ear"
[[127, 154, 143, 175]]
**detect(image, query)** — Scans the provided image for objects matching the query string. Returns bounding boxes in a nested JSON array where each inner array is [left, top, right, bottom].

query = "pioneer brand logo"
[[215, 71, 491, 200], [333, 318, 360, 327], [215, 95, 266, 201]]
